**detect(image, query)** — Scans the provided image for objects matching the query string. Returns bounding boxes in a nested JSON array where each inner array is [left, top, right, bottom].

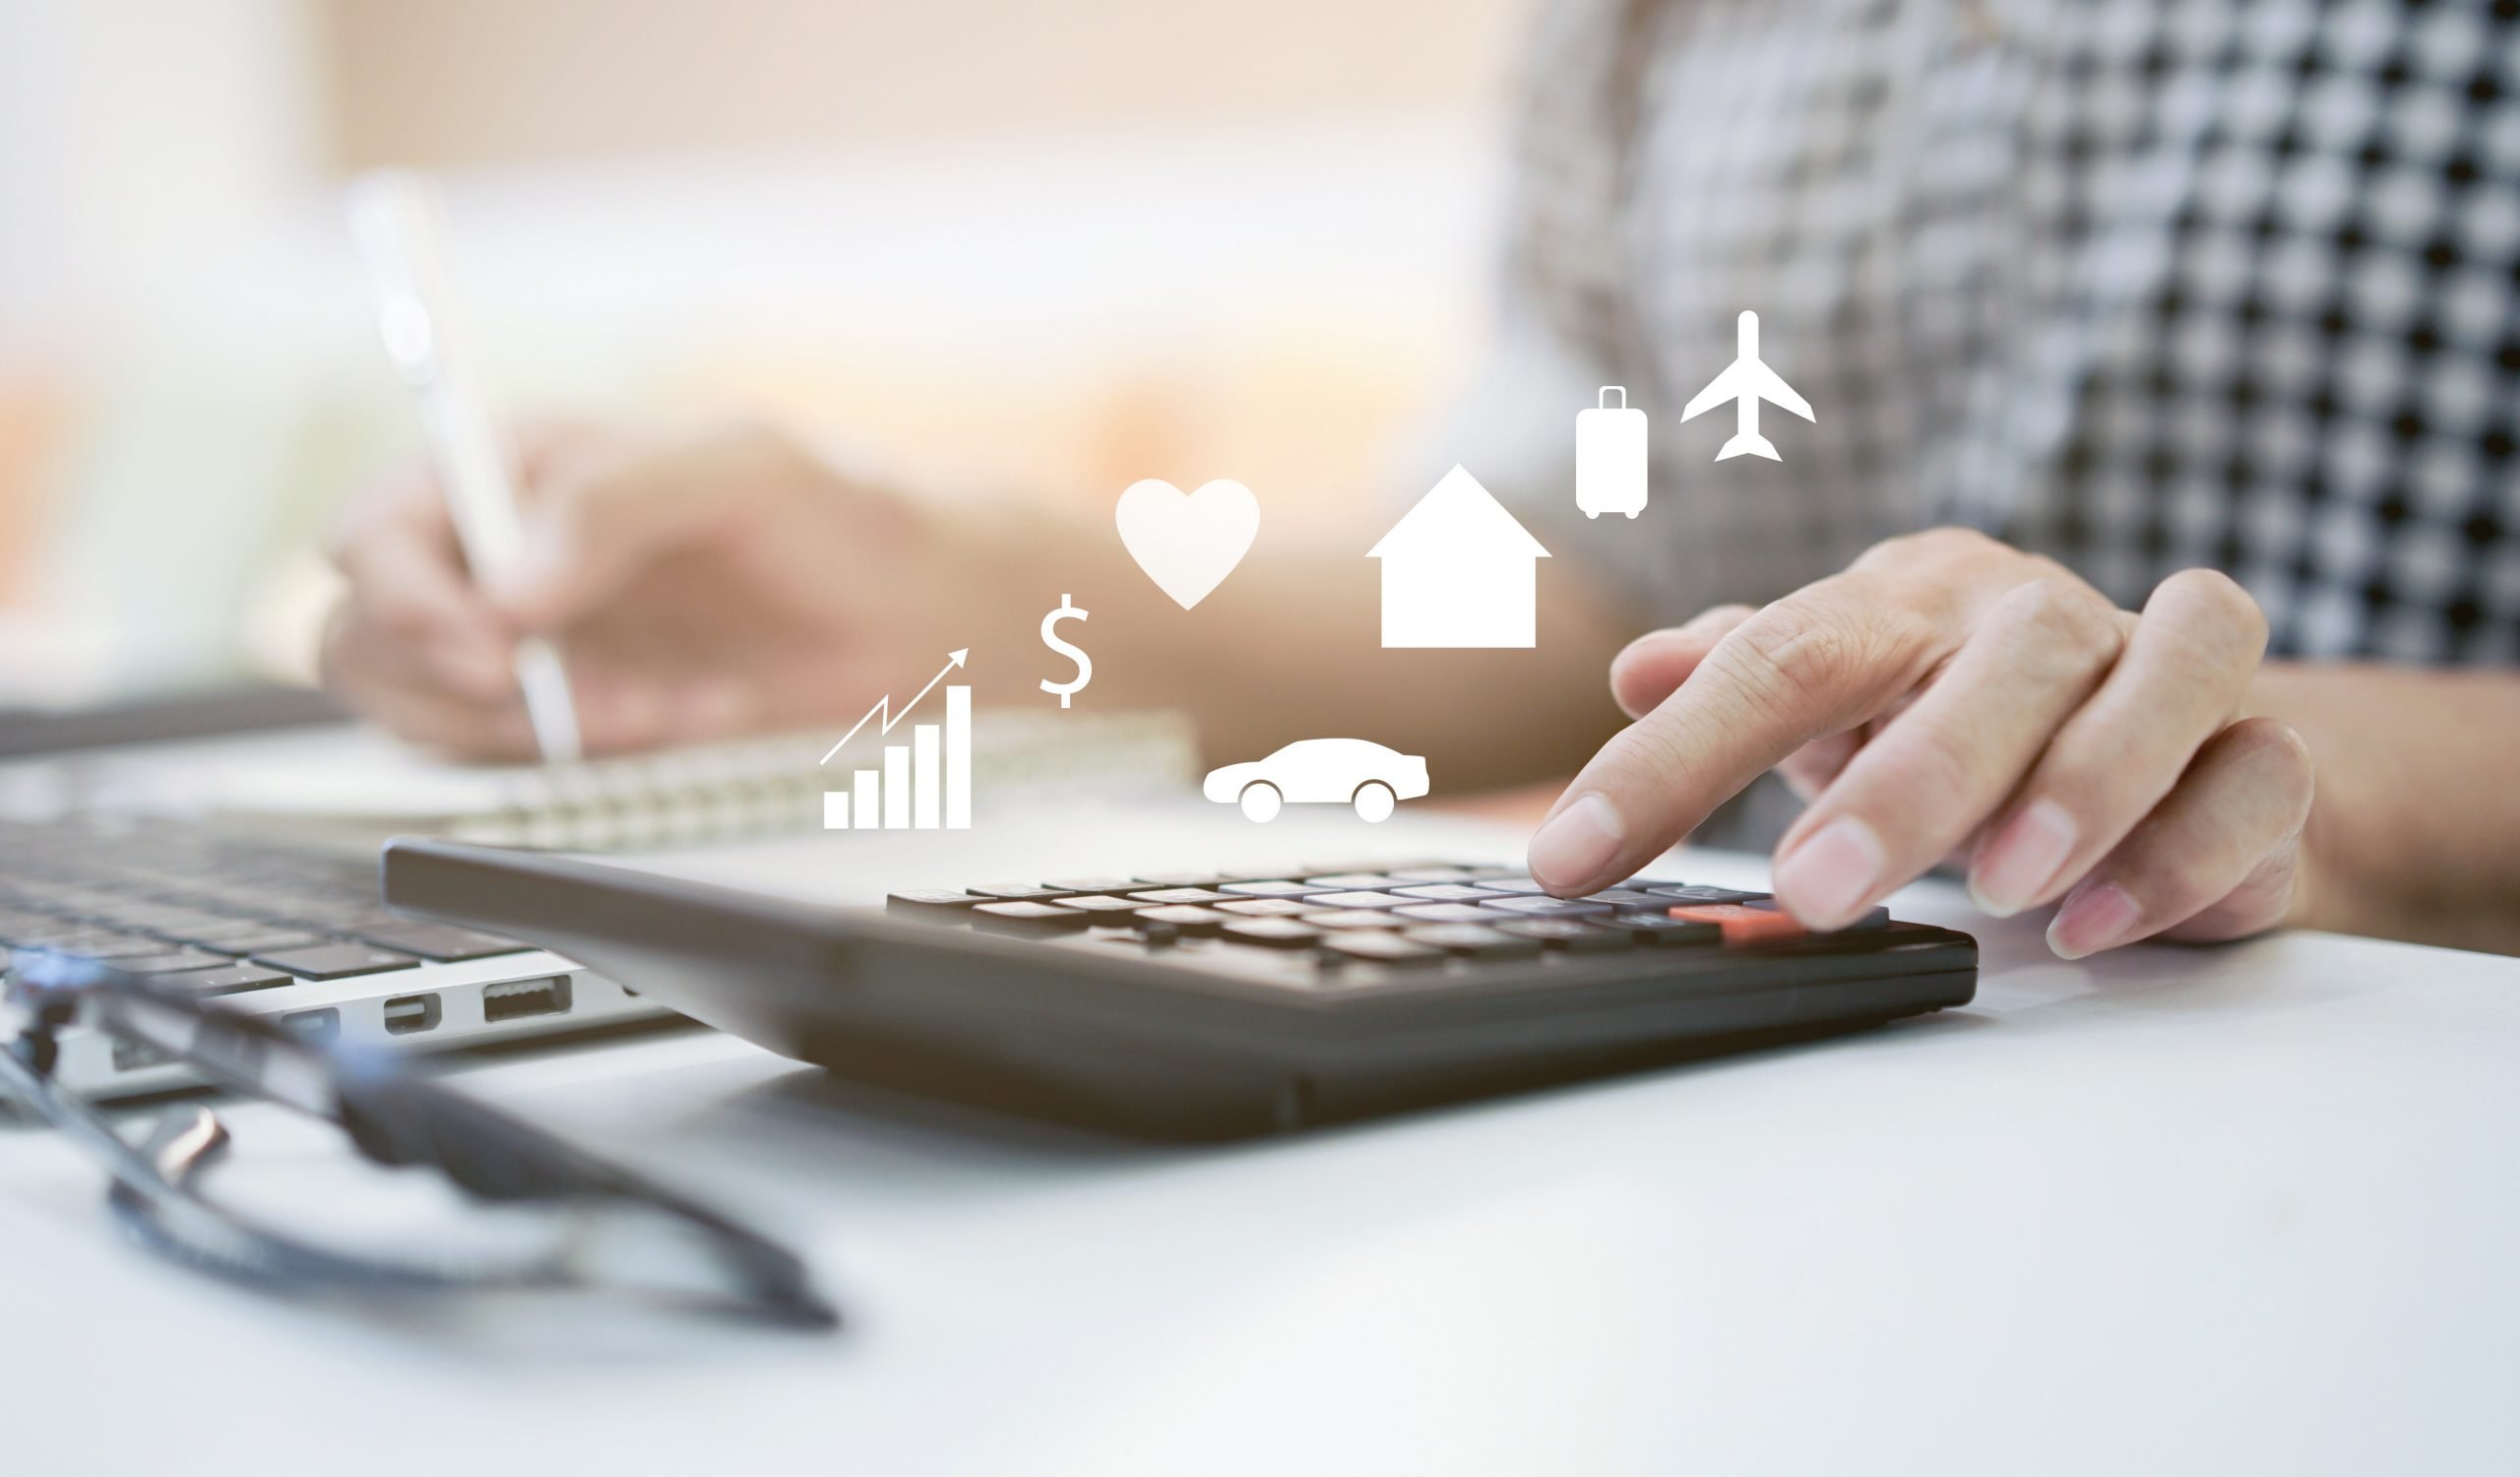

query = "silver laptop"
[[0, 688, 665, 1098]]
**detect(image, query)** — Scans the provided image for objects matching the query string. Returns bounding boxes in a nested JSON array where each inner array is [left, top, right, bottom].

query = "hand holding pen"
[[346, 171, 583, 763], [317, 408, 1010, 762]]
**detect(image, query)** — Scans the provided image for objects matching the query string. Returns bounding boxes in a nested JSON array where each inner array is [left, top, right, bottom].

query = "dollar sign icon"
[[1039, 594, 1093, 708]]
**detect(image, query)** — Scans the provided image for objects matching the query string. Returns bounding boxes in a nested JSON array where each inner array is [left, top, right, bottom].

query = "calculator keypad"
[[891, 866, 1926, 996], [971, 901, 1092, 931]]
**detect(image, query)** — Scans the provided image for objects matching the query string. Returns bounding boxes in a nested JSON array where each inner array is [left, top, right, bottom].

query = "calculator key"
[[246, 943, 420, 980], [1461, 875, 1550, 894], [1215, 898, 1318, 918], [1132, 905, 1233, 934], [1318, 931, 1445, 964], [1041, 876, 1140, 894], [1218, 880, 1328, 898], [353, 923, 533, 962], [968, 884, 1073, 901], [1306, 891, 1412, 909], [1383, 867, 1483, 883], [1125, 887, 1234, 905], [1390, 883, 1511, 902], [1221, 918, 1324, 948], [1401, 924, 1544, 959], [1478, 896, 1614, 918], [1304, 910, 1410, 931], [1048, 894, 1150, 914], [1495, 918, 1632, 952], [971, 901, 1093, 932], [1582, 889, 1666, 908], [1589, 914, 1723, 946], [1301, 873, 1400, 889], [160, 964, 293, 995], [1128, 870, 1235, 888], [1390, 903, 1493, 925], [1666, 903, 1805, 944], [887, 889, 987, 910], [1745, 899, 1892, 931], [1645, 885, 1772, 906]]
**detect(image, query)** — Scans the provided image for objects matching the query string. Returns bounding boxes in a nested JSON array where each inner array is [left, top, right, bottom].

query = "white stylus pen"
[[344, 170, 583, 763]]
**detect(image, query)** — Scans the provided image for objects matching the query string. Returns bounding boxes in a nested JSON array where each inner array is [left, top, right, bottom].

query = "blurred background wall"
[[0, 0, 1529, 704]]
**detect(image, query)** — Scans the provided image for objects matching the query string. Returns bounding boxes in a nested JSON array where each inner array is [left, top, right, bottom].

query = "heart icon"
[[1114, 478, 1260, 610]]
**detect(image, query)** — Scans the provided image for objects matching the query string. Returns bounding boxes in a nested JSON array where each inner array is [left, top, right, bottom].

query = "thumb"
[[1607, 605, 1757, 718]]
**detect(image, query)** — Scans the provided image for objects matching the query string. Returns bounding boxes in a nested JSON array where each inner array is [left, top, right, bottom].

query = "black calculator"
[[383, 840, 1977, 1138]]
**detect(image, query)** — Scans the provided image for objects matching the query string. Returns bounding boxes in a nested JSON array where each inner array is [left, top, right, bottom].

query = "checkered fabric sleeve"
[[1480, 0, 2520, 665]]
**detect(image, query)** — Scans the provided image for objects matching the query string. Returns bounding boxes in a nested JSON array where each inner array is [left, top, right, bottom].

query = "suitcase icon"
[[1576, 386, 1648, 518]]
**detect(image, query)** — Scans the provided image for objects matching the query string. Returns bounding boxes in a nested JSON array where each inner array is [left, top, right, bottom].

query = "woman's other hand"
[[321, 418, 1008, 758]]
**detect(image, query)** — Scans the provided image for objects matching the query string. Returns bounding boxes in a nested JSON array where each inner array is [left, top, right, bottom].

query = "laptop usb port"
[[382, 994, 441, 1035], [481, 975, 573, 1023]]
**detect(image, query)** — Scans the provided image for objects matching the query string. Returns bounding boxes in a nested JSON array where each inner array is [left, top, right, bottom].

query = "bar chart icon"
[[821, 651, 973, 831]]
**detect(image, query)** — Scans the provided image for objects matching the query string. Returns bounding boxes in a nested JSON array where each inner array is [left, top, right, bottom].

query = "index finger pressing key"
[[1527, 592, 1936, 896]]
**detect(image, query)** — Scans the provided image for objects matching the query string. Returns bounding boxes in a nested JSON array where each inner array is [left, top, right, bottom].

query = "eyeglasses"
[[1, 952, 836, 1328]]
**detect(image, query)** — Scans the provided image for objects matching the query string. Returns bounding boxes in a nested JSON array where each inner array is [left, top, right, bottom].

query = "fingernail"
[[1772, 815, 1884, 930], [1970, 799, 2079, 918], [1529, 793, 1625, 893], [2048, 883, 2142, 960]]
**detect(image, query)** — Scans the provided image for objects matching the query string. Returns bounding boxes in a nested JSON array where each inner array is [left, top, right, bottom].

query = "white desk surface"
[[3, 804, 2516, 1476]]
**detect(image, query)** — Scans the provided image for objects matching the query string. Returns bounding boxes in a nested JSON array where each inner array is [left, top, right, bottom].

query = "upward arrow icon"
[[819, 649, 969, 765]]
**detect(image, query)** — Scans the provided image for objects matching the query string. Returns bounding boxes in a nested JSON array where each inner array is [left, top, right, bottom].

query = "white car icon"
[[1202, 738, 1431, 822]]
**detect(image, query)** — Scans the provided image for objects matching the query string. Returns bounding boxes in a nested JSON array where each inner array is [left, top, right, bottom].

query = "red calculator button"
[[1666, 903, 1807, 944]]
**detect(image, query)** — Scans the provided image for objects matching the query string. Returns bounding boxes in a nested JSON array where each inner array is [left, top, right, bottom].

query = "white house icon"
[[1366, 465, 1551, 648]]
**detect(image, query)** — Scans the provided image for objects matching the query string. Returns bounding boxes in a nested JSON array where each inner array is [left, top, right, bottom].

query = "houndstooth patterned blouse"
[[1449, 0, 2520, 666]]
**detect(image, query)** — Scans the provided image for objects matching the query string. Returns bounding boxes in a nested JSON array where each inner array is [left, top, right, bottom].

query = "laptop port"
[[283, 1008, 340, 1044], [382, 994, 441, 1036], [481, 975, 573, 1023]]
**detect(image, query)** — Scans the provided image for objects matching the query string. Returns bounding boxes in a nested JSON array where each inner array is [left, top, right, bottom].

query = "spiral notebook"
[[107, 709, 1199, 853]]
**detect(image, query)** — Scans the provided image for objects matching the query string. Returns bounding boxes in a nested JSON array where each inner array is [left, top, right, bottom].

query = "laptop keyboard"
[[0, 817, 530, 996]]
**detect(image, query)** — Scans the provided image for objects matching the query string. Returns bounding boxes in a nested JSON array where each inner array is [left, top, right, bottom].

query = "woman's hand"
[[321, 417, 1025, 758], [1527, 528, 2316, 958]]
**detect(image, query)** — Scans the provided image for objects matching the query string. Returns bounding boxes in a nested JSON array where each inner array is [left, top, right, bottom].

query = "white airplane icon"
[[1679, 310, 1814, 462]]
